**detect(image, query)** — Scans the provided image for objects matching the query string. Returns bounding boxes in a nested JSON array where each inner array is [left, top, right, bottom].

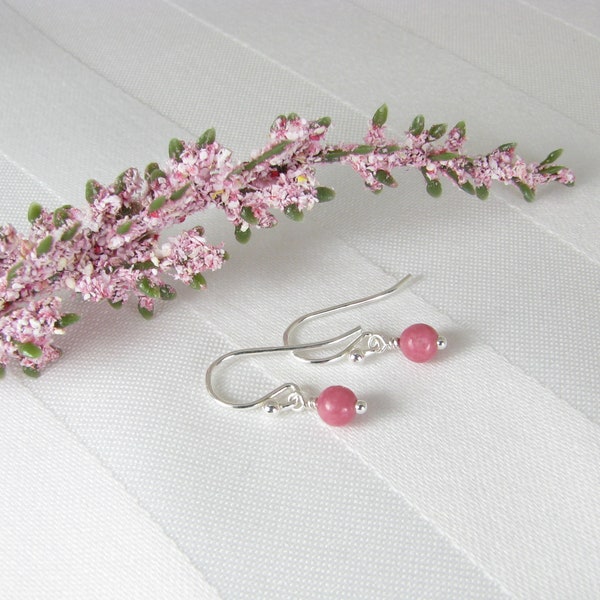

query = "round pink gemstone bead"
[[398, 323, 439, 363], [316, 385, 358, 426]]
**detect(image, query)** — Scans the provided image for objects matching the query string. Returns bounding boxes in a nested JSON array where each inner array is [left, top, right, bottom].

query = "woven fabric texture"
[[1, 1, 599, 598]]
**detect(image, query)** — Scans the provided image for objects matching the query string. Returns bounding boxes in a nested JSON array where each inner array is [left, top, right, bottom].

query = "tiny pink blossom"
[[0, 107, 574, 374], [160, 230, 225, 285]]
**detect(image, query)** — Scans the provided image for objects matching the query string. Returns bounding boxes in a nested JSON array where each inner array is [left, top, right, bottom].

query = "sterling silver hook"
[[283, 274, 414, 364], [205, 336, 366, 416]]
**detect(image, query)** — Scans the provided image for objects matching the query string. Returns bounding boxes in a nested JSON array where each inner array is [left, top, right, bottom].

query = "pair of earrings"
[[205, 274, 447, 426]]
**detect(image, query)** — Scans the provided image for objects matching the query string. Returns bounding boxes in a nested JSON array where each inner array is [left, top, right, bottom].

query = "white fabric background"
[[1, 1, 599, 598]]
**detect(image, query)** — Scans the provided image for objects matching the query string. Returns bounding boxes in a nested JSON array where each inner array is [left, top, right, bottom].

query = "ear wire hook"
[[283, 274, 415, 364], [205, 337, 366, 415]]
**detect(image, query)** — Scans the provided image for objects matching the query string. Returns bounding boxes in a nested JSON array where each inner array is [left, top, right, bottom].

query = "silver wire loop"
[[346, 332, 395, 363], [205, 338, 353, 413], [282, 274, 413, 364]]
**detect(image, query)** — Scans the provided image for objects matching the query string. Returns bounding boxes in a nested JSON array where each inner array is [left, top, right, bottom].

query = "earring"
[[205, 339, 368, 426], [283, 274, 447, 364]]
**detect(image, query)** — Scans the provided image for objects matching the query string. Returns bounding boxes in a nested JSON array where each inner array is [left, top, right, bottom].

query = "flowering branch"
[[0, 105, 574, 377]]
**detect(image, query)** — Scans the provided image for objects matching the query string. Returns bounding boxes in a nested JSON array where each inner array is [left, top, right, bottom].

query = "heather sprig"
[[0, 106, 574, 376]]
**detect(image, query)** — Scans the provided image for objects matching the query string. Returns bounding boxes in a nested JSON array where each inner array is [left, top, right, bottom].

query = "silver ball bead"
[[355, 400, 368, 415], [263, 401, 280, 414], [350, 351, 364, 363], [436, 336, 447, 350]]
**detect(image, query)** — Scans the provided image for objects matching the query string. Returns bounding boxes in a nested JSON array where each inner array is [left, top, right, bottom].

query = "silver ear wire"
[[282, 274, 414, 364], [206, 337, 362, 414]]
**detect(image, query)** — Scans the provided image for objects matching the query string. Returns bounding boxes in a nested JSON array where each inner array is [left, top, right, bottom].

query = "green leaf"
[[475, 185, 489, 200], [148, 169, 166, 182], [284, 205, 304, 221], [131, 260, 155, 271], [426, 179, 442, 198], [6, 261, 23, 283], [461, 181, 476, 195], [137, 303, 154, 320], [316, 186, 335, 202], [22, 366, 40, 378], [516, 181, 535, 202], [190, 273, 207, 289], [243, 140, 291, 171], [137, 277, 161, 298], [53, 205, 72, 228], [28, 202, 43, 223], [36, 236, 53, 257], [113, 172, 127, 194], [197, 128, 216, 148], [56, 313, 80, 329], [372, 104, 388, 127], [321, 149, 351, 162], [16, 342, 42, 359], [0, 364, 5, 379], [429, 123, 447, 140], [316, 116, 331, 127], [148, 196, 167, 212], [145, 163, 160, 178], [108, 299, 123, 309], [60, 222, 81, 242], [240, 206, 258, 225], [375, 170, 397, 187], [85, 179, 101, 204], [497, 142, 517, 152], [235, 225, 251, 244], [287, 112, 299, 120], [445, 169, 459, 184], [168, 138, 184, 160], [159, 285, 177, 301], [116, 221, 132, 235], [454, 121, 466, 137], [222, 251, 230, 261], [352, 145, 374, 154], [409, 115, 425, 136], [539, 165, 565, 175], [170, 183, 191, 201], [540, 148, 563, 166], [429, 152, 460, 162]]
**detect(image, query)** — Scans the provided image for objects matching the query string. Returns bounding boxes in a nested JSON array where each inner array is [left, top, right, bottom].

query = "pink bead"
[[316, 385, 358, 426], [398, 323, 439, 363]]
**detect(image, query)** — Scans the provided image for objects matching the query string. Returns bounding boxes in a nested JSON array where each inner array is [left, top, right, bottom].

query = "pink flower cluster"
[[0, 106, 574, 376]]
